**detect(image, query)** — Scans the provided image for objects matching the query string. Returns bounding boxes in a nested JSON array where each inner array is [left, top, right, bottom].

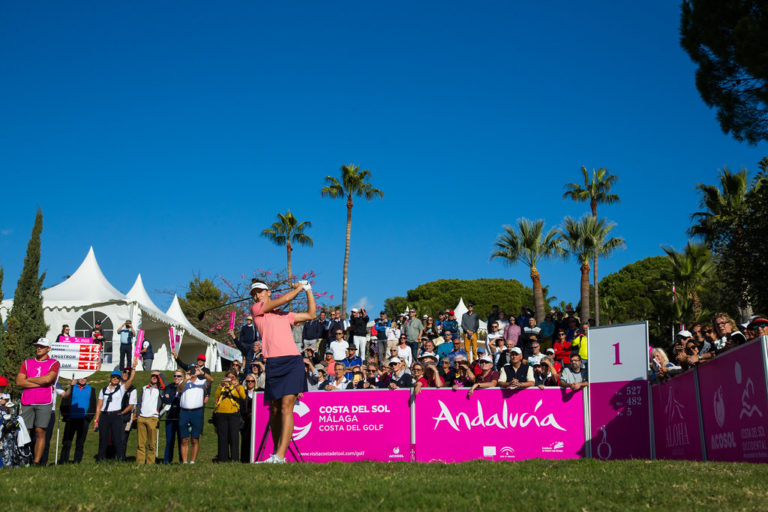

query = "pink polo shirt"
[[19, 357, 60, 405], [251, 301, 299, 359]]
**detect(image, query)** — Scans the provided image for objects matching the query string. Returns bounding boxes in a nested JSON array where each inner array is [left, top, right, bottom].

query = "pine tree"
[[0, 209, 48, 394]]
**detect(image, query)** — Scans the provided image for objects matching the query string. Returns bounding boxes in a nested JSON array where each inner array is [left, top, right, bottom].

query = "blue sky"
[[1, 1, 765, 315]]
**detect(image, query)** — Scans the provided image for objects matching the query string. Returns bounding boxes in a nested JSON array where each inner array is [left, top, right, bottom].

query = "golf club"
[[196, 285, 293, 321]]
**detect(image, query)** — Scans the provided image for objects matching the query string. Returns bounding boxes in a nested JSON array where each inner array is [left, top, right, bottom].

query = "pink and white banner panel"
[[698, 340, 768, 462], [253, 390, 411, 462], [414, 388, 586, 462], [652, 369, 703, 460]]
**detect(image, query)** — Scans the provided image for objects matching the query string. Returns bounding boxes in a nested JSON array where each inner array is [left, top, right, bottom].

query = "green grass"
[[2, 459, 768, 511], [6, 371, 768, 510]]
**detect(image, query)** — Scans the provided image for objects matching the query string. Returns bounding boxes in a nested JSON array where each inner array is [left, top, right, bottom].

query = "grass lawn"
[[4, 371, 768, 510], [2, 459, 768, 511]]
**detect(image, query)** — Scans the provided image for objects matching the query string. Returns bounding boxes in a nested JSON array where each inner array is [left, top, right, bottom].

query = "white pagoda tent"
[[0, 247, 217, 372]]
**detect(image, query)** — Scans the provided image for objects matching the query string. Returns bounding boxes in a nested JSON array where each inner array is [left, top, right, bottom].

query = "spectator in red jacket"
[[553, 329, 572, 367]]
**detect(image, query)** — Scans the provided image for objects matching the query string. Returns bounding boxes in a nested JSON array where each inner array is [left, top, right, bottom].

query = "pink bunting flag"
[[169, 327, 176, 351], [135, 330, 144, 358], [229, 311, 236, 330]]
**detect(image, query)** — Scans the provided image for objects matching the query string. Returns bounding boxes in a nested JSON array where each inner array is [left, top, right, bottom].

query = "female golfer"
[[250, 279, 316, 463]]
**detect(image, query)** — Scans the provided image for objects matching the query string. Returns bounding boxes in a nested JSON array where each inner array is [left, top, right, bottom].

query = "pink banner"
[[414, 388, 585, 462], [229, 311, 236, 330], [134, 330, 144, 358], [698, 340, 768, 462], [57, 336, 93, 344], [253, 390, 411, 462], [169, 328, 176, 351], [590, 380, 651, 460], [175, 334, 181, 352], [652, 370, 703, 460]]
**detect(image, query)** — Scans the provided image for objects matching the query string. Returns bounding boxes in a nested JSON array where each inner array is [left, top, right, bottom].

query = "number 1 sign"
[[587, 322, 652, 460]]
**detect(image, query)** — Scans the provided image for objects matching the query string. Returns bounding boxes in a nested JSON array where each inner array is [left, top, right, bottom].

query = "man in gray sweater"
[[462, 302, 480, 362]]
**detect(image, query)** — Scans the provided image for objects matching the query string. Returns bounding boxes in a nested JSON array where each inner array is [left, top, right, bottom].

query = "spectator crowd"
[[5, 305, 761, 467]]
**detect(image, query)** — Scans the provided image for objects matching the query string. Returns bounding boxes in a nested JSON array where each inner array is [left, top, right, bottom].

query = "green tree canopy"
[[1, 210, 47, 394], [681, 0, 768, 144], [384, 278, 536, 322]]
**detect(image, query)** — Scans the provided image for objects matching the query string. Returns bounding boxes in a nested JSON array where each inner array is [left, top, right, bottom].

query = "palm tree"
[[261, 211, 313, 309], [583, 218, 625, 326], [689, 167, 765, 243], [490, 218, 564, 323], [563, 166, 620, 324], [561, 215, 596, 323], [662, 242, 714, 320], [321, 164, 383, 316]]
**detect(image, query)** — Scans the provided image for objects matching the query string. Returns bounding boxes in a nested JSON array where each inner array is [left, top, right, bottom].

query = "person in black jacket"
[[227, 315, 259, 367], [162, 370, 184, 464], [58, 376, 97, 464], [379, 357, 413, 389], [349, 308, 370, 359]]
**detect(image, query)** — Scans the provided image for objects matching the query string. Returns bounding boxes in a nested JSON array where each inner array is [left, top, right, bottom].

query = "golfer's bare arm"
[[261, 283, 304, 313], [294, 287, 317, 323]]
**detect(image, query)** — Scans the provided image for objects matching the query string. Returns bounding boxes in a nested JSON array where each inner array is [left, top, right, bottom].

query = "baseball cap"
[[197, 354, 206, 361], [477, 347, 486, 354], [388, 357, 402, 364], [510, 347, 523, 355], [325, 349, 334, 354], [478, 355, 492, 363], [676, 330, 692, 338], [0, 376, 8, 387], [246, 315, 253, 320], [351, 308, 358, 313], [419, 352, 437, 360], [748, 316, 768, 329], [546, 348, 555, 355], [110, 370, 122, 377], [34, 337, 52, 347]]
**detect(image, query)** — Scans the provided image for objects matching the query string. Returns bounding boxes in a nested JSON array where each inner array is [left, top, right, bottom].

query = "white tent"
[[0, 247, 216, 373], [453, 298, 487, 333]]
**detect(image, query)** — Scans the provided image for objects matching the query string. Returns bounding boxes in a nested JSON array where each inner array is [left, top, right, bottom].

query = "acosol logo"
[[713, 387, 726, 428]]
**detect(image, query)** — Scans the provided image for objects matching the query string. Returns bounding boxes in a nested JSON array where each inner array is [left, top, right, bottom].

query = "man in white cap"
[[16, 338, 60, 465], [382, 357, 413, 389], [499, 347, 534, 390]]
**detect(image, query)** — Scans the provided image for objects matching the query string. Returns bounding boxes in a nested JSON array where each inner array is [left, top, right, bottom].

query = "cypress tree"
[[0, 209, 47, 394]]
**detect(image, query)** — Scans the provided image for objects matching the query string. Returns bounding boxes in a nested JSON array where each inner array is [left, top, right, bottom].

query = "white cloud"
[[352, 297, 373, 311], [0, 229, 12, 236]]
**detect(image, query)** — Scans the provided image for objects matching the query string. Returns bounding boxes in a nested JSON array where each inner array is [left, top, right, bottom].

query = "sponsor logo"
[[483, 446, 496, 457], [542, 441, 564, 454], [432, 399, 566, 432], [500, 446, 515, 456], [713, 387, 726, 428], [389, 446, 405, 460], [292, 401, 312, 440]]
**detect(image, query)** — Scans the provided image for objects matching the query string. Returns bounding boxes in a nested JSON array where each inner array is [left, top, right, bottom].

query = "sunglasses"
[[174, 375, 183, 378], [245, 380, 256, 383]]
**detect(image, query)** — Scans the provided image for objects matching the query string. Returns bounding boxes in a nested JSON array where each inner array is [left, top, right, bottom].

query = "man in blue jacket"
[[58, 376, 96, 464], [162, 370, 184, 464]]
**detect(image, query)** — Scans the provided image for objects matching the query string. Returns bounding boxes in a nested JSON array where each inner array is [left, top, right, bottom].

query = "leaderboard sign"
[[50, 337, 101, 371]]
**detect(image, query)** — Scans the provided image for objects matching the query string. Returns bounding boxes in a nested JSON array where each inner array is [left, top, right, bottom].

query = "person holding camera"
[[177, 364, 213, 464], [117, 320, 136, 369], [450, 356, 474, 390], [349, 308, 369, 359], [136, 372, 163, 464], [214, 370, 246, 463]]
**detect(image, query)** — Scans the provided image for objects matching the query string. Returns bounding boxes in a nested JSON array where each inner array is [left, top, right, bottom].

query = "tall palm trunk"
[[593, 254, 600, 325], [580, 261, 590, 323], [531, 266, 545, 323], [286, 240, 293, 311], [342, 196, 353, 317]]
